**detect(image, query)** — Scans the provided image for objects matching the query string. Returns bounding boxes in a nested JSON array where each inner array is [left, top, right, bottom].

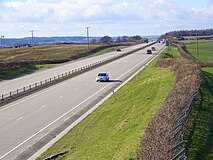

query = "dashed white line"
[[16, 117, 23, 121], [40, 105, 46, 109], [58, 96, 63, 99]]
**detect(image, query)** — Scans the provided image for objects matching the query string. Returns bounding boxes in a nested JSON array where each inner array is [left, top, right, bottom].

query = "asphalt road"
[[0, 43, 152, 96], [0, 42, 165, 160]]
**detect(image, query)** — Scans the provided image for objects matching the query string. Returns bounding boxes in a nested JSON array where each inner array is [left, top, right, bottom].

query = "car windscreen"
[[98, 73, 107, 76]]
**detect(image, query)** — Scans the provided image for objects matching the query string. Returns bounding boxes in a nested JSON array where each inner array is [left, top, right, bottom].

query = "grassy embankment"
[[37, 45, 179, 160], [184, 41, 213, 63], [0, 44, 127, 80], [0, 64, 55, 81], [183, 40, 213, 159]]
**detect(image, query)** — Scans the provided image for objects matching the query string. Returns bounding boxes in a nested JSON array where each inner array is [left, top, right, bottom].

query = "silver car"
[[96, 72, 109, 82]]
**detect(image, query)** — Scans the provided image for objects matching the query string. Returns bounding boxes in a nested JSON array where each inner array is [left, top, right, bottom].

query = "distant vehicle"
[[151, 47, 156, 51], [96, 72, 109, 82], [146, 49, 152, 54], [116, 48, 121, 52]]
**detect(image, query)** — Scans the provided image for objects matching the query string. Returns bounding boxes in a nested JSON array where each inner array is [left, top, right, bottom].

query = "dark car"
[[151, 47, 156, 51], [146, 49, 152, 54], [116, 48, 122, 52]]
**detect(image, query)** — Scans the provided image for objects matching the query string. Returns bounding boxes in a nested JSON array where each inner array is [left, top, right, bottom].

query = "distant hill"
[[1, 35, 159, 47], [1, 36, 100, 47]]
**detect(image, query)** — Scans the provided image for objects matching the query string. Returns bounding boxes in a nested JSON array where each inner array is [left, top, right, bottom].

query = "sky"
[[0, 0, 212, 38]]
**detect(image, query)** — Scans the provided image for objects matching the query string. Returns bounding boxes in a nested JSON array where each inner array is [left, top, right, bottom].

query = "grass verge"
[[161, 44, 180, 59], [37, 46, 178, 160], [0, 64, 56, 81], [184, 67, 213, 160]]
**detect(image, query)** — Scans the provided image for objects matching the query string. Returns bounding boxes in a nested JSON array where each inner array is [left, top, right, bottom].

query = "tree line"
[[90, 35, 148, 43], [168, 28, 213, 37]]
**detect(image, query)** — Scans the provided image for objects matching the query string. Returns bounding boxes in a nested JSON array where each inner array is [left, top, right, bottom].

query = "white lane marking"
[[16, 117, 23, 121], [0, 55, 152, 160], [58, 96, 63, 99], [40, 105, 46, 109]]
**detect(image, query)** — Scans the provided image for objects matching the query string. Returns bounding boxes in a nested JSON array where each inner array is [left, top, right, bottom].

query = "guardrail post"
[[40, 81, 42, 86], [1, 94, 3, 100], [29, 85, 31, 90], [50, 78, 51, 82], [35, 83, 37, 87], [10, 92, 12, 97], [24, 87, 25, 92], [17, 89, 19, 94]]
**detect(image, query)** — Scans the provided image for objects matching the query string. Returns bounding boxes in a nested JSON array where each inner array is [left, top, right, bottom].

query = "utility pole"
[[0, 35, 4, 48], [196, 32, 199, 60], [29, 30, 34, 52], [86, 27, 90, 50]]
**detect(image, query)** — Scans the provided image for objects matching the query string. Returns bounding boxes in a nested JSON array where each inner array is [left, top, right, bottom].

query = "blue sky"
[[0, 0, 212, 38], [173, 0, 210, 8]]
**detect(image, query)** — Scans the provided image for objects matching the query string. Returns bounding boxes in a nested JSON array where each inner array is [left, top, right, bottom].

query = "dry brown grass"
[[0, 44, 101, 62]]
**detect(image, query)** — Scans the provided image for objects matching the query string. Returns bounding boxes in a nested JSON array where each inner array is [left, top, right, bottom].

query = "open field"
[[0, 43, 130, 62], [184, 41, 213, 63], [184, 67, 213, 160], [0, 44, 101, 62], [181, 35, 213, 44], [181, 39, 213, 44], [37, 46, 179, 160]]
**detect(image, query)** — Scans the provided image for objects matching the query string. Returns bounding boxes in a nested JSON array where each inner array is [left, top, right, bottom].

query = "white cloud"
[[0, 0, 212, 37]]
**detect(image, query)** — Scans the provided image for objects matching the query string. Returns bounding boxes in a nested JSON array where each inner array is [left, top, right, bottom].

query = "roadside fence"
[[171, 92, 199, 160]]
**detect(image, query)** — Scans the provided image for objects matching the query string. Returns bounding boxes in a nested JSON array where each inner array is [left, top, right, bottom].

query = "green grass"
[[0, 64, 56, 81], [184, 67, 213, 160], [184, 41, 213, 63], [37, 47, 176, 160], [160, 44, 180, 58]]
